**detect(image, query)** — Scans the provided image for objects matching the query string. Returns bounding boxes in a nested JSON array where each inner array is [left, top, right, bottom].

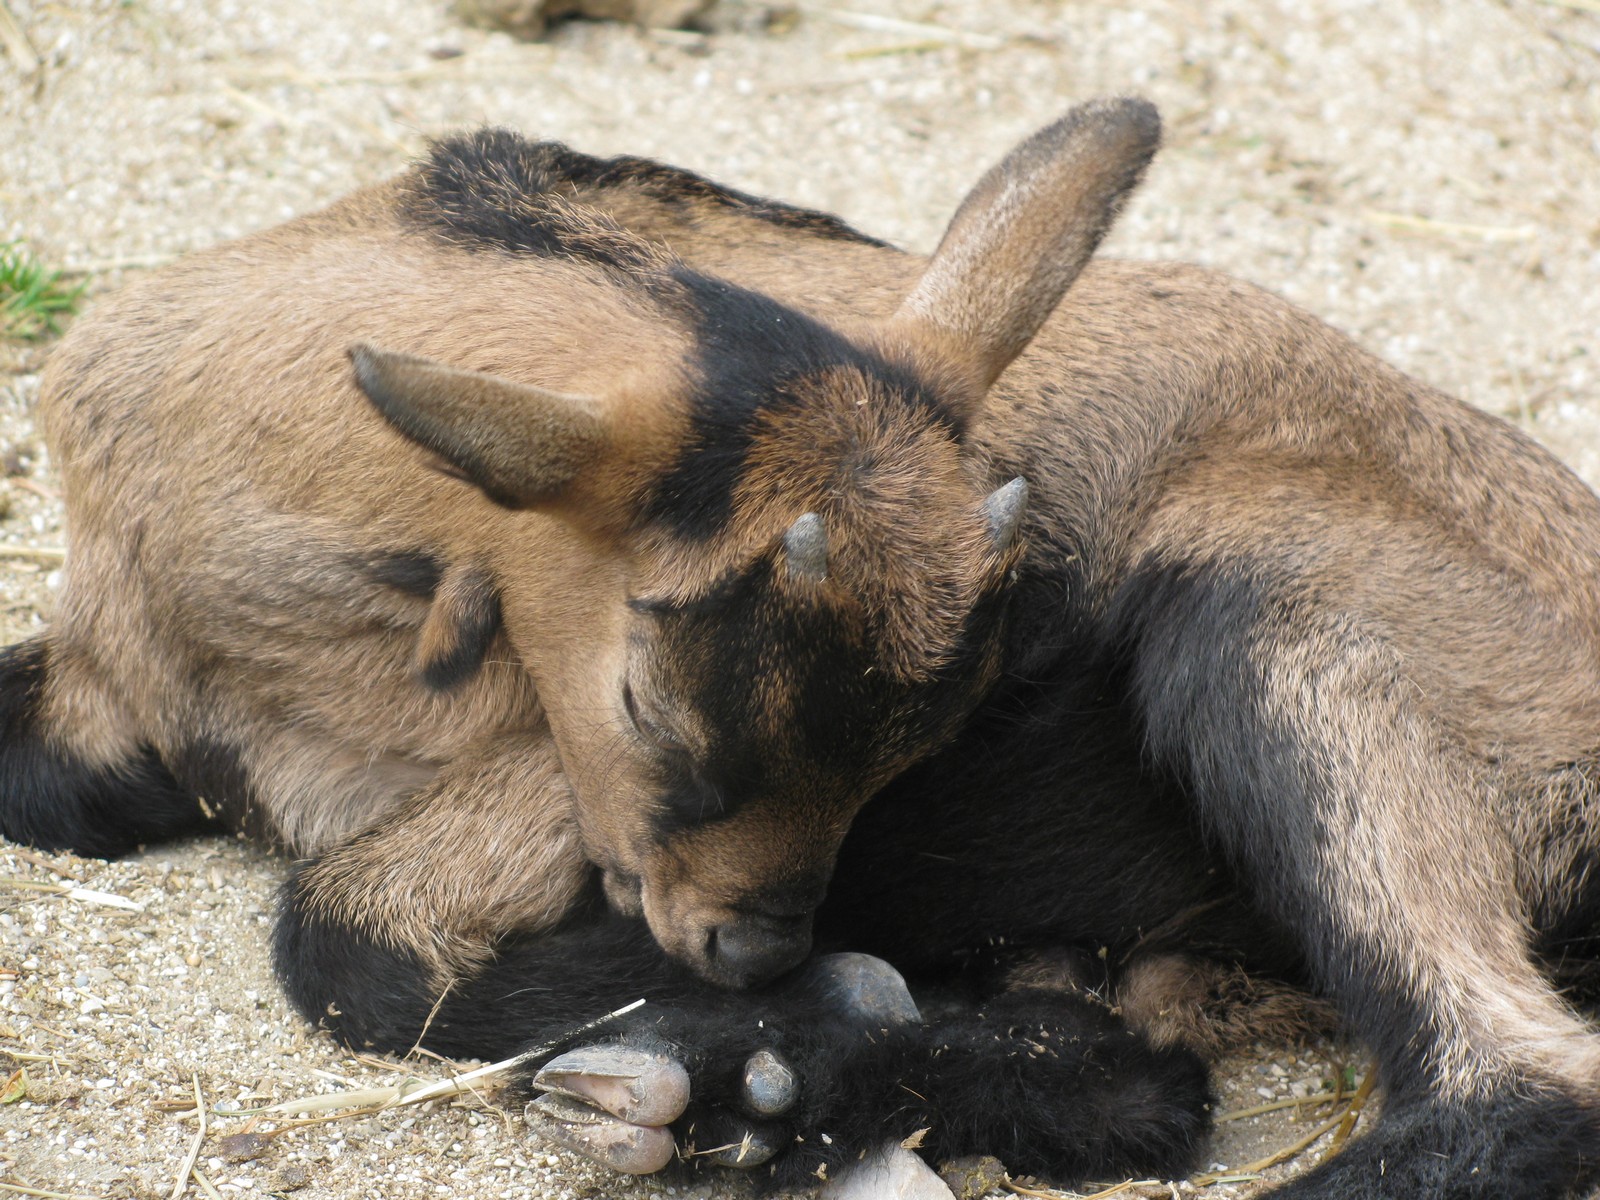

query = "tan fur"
[[1004, 949, 1341, 1059], [350, 344, 609, 507], [28, 98, 1600, 1126], [894, 98, 1161, 397], [299, 732, 589, 979], [1117, 959, 1341, 1059], [413, 558, 500, 682]]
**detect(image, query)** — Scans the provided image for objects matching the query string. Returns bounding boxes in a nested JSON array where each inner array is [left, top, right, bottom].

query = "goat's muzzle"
[[700, 909, 815, 990]]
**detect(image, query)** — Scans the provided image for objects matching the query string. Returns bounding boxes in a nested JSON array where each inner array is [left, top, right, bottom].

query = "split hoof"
[[525, 1092, 677, 1174], [533, 1044, 690, 1126], [524, 953, 918, 1180], [741, 1047, 799, 1116], [796, 951, 923, 1027], [691, 1110, 787, 1168]]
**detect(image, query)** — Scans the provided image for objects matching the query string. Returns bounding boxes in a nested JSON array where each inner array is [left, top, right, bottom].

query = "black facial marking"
[[400, 129, 947, 541], [626, 595, 680, 617], [364, 549, 444, 599], [401, 129, 886, 267], [642, 557, 1008, 844], [624, 673, 743, 838], [647, 271, 952, 540], [652, 759, 736, 838]]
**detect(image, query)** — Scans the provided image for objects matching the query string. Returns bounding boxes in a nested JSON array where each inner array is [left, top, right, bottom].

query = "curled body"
[[5, 98, 1600, 1195]]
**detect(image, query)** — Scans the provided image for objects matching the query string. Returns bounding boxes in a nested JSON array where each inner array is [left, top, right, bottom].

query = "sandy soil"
[[1, 1, 1597, 1198]]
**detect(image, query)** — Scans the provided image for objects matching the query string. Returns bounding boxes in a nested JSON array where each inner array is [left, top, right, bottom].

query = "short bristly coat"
[[4, 98, 1600, 1195]]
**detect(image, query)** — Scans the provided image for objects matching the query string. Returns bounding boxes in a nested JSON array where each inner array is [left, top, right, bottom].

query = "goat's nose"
[[707, 912, 814, 989]]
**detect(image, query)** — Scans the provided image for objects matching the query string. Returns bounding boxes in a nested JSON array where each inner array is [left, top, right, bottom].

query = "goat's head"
[[352, 98, 1160, 987]]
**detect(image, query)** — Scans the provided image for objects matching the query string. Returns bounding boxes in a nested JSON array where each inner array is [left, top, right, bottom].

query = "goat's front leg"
[[271, 731, 724, 1172], [273, 730, 593, 1039], [273, 732, 1211, 1186]]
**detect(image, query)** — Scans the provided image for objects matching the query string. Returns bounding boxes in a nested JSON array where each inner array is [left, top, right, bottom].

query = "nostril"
[[708, 912, 814, 988]]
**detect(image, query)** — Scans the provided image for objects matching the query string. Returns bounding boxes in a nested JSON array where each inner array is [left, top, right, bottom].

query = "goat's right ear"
[[350, 343, 606, 509], [886, 97, 1160, 412]]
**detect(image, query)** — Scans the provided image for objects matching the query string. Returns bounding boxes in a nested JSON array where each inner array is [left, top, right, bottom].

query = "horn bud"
[[783, 512, 828, 583], [983, 477, 1029, 550]]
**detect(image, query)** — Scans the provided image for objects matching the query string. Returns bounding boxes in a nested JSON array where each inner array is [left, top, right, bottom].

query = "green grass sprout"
[[1, 240, 85, 341]]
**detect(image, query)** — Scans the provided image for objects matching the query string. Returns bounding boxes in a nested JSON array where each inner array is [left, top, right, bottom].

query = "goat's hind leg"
[[1130, 579, 1600, 1197], [0, 636, 214, 857]]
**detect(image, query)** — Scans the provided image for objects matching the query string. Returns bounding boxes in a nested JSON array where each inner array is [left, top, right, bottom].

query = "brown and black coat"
[[4, 99, 1600, 1195]]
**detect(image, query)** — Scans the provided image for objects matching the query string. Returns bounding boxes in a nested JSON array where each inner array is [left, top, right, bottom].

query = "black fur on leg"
[[0, 637, 211, 858], [641, 986, 1213, 1191], [1273, 1090, 1600, 1199], [274, 869, 1212, 1189], [272, 864, 445, 1052], [272, 868, 724, 1058]]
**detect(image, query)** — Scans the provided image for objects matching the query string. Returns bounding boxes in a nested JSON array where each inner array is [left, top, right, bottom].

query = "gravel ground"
[[1, 1, 1598, 1198]]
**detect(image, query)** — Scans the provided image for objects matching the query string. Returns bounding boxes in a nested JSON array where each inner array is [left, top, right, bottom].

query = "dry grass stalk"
[[1078, 1180, 1162, 1199], [226, 57, 476, 89], [262, 998, 645, 1119], [785, 4, 1006, 49], [1005, 1180, 1172, 1200], [1001, 1180, 1077, 1199], [681, 1137, 751, 1160], [1216, 1088, 1345, 1121], [0, 0, 39, 75], [1192, 1076, 1372, 1186], [263, 1084, 423, 1115], [0, 1183, 103, 1200], [0, 878, 142, 911], [1226, 1108, 1347, 1175], [0, 546, 66, 565], [404, 977, 457, 1059], [3, 847, 82, 879], [169, 1075, 206, 1200], [1361, 209, 1538, 243], [9, 480, 61, 501], [837, 40, 948, 59], [217, 85, 298, 130], [1324, 1070, 1377, 1156], [236, 64, 416, 154], [351, 1052, 423, 1073]]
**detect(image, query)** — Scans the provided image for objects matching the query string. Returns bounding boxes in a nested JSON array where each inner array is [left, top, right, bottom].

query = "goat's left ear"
[[350, 343, 607, 509], [886, 97, 1160, 409]]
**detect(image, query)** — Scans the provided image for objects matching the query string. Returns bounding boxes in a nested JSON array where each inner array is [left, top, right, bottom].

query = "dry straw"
[[0, 878, 142, 911]]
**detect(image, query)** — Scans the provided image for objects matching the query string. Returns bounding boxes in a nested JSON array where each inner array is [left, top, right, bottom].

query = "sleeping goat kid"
[[4, 98, 1600, 1196]]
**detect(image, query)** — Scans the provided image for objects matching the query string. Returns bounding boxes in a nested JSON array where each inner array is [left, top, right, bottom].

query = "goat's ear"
[[887, 97, 1160, 407], [350, 343, 606, 509]]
